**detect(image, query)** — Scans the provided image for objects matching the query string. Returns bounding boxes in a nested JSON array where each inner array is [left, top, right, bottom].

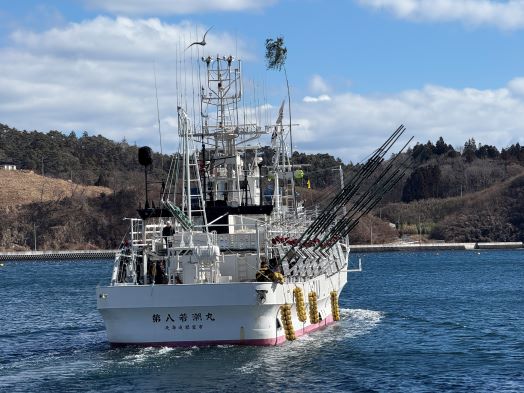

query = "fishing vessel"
[[96, 52, 408, 346]]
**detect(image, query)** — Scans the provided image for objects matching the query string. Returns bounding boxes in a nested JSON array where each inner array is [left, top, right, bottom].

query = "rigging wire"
[[191, 28, 198, 132], [153, 62, 164, 171]]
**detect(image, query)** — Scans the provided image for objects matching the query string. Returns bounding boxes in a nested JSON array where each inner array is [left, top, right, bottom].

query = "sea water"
[[0, 250, 523, 392]]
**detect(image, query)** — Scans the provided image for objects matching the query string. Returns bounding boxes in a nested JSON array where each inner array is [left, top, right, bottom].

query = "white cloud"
[[303, 94, 332, 103], [83, 0, 277, 15], [292, 79, 524, 161], [2, 16, 524, 164], [10, 16, 244, 61], [309, 74, 330, 94], [0, 17, 252, 152], [508, 77, 524, 95], [358, 0, 524, 30]]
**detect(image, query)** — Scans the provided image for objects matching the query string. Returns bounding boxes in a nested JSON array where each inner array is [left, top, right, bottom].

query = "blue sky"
[[1, 0, 524, 161]]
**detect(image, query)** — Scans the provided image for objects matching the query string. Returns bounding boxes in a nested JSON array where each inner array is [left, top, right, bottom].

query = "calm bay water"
[[1, 250, 523, 392]]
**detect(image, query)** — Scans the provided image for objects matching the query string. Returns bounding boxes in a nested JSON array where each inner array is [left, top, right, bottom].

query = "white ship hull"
[[97, 271, 347, 346], [93, 52, 383, 347]]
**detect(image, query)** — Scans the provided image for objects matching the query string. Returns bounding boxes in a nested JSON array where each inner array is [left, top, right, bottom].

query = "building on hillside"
[[0, 161, 17, 170]]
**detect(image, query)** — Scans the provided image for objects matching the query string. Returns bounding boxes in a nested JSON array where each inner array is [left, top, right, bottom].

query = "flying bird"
[[186, 26, 213, 49]]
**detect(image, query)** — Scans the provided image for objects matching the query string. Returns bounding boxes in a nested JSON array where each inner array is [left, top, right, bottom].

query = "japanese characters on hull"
[[153, 312, 216, 332]]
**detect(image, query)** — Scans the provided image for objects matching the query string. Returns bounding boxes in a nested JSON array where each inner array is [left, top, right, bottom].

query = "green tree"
[[463, 138, 477, 162], [265, 36, 297, 212], [265, 37, 287, 71], [402, 165, 441, 202], [435, 136, 454, 156]]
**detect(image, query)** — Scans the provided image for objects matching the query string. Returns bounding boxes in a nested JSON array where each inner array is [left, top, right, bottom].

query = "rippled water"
[[1, 250, 523, 392]]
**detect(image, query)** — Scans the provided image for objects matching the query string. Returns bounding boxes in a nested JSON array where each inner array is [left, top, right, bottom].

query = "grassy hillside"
[[0, 170, 111, 206], [0, 188, 139, 251], [0, 170, 128, 251]]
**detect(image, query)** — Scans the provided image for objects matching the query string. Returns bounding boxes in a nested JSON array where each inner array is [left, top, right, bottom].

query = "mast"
[[195, 55, 266, 206]]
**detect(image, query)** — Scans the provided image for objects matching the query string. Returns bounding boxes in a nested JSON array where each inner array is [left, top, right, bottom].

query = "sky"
[[1, 0, 524, 162]]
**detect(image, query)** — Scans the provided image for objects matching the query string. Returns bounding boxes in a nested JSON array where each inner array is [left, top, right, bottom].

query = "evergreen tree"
[[402, 165, 441, 202]]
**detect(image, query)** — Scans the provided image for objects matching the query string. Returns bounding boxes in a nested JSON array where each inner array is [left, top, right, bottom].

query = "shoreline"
[[0, 242, 522, 261], [350, 241, 523, 253]]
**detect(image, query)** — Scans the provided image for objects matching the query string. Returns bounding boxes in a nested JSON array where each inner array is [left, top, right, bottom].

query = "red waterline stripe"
[[110, 315, 335, 347]]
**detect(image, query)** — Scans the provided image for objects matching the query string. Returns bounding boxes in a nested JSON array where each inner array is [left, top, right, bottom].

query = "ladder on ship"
[[177, 107, 209, 233]]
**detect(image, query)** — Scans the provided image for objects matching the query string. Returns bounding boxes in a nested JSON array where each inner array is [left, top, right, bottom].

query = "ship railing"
[[266, 226, 306, 242], [127, 218, 144, 247], [145, 225, 163, 247], [111, 247, 139, 285], [224, 214, 267, 235], [148, 221, 266, 252], [124, 218, 167, 249], [216, 232, 265, 251], [215, 220, 267, 251], [171, 232, 212, 247]]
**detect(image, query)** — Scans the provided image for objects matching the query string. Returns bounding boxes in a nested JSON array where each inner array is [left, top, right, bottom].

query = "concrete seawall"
[[350, 242, 523, 253], [0, 250, 117, 261], [0, 242, 522, 261]]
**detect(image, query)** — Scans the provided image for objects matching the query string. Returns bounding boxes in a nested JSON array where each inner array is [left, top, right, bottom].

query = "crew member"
[[162, 220, 174, 248], [256, 260, 272, 282]]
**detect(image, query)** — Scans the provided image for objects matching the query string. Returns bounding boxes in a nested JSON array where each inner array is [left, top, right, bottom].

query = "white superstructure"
[[97, 54, 358, 346]]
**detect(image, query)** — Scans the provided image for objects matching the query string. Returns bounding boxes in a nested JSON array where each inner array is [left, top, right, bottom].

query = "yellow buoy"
[[293, 287, 307, 322], [330, 291, 340, 321], [308, 291, 319, 324], [280, 304, 296, 341]]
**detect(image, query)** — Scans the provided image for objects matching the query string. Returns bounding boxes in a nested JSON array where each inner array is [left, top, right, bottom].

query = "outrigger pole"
[[278, 125, 412, 267]]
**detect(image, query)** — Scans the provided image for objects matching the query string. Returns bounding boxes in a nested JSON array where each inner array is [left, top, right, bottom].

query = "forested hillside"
[[1, 123, 524, 250], [0, 123, 167, 190]]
